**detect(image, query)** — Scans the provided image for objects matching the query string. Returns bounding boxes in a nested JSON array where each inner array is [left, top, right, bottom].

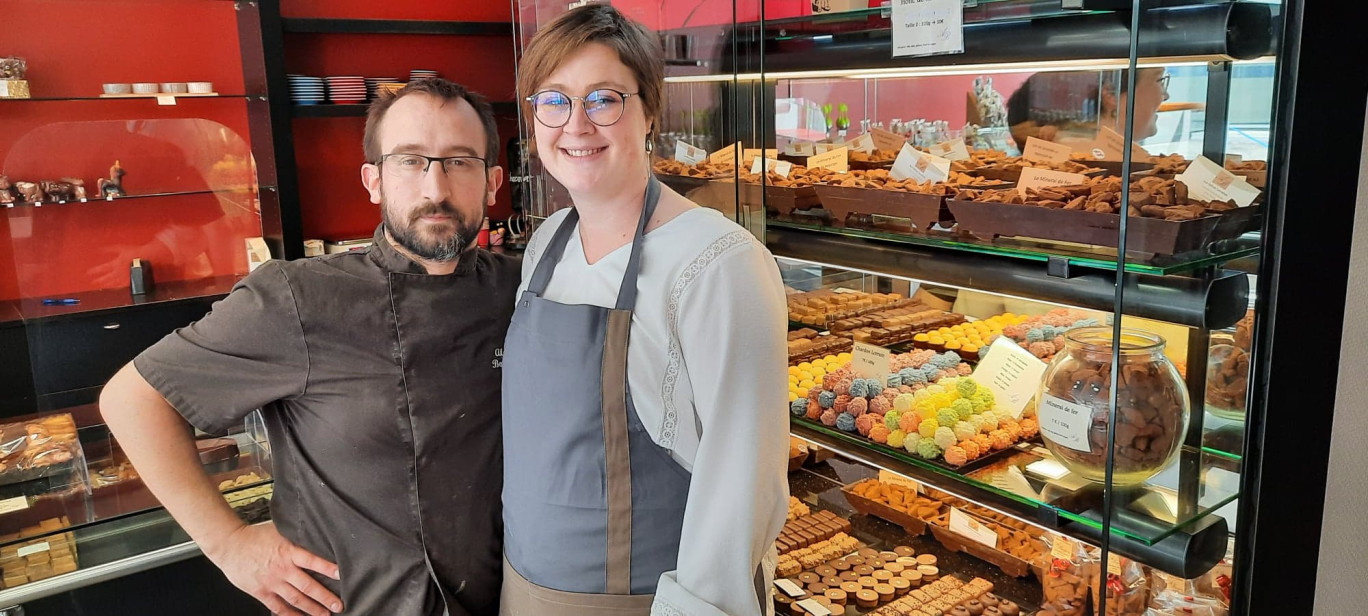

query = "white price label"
[[807, 146, 849, 173], [156, 94, 177, 106], [786, 141, 816, 157], [970, 337, 1049, 419], [1177, 155, 1261, 207], [796, 599, 833, 616], [774, 578, 807, 597], [17, 542, 51, 558], [891, 0, 965, 58], [1038, 393, 1094, 452], [673, 140, 707, 165], [749, 157, 793, 178], [708, 143, 738, 165], [871, 127, 908, 153], [930, 138, 971, 161], [843, 132, 876, 153], [1050, 535, 1074, 560], [1022, 137, 1073, 164], [851, 341, 891, 380], [1017, 167, 1088, 197], [1093, 126, 1151, 162], [879, 470, 922, 493], [890, 143, 951, 183], [949, 508, 998, 549], [0, 496, 30, 514]]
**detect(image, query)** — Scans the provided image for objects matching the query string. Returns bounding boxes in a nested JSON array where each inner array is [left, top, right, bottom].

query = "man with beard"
[[100, 79, 518, 616]]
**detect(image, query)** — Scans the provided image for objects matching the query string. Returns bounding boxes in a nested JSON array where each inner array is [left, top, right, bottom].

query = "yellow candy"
[[799, 380, 816, 390], [788, 366, 801, 375], [789, 392, 799, 402], [838, 352, 852, 361], [798, 362, 813, 372], [914, 333, 929, 342], [799, 371, 815, 382], [797, 387, 810, 398]]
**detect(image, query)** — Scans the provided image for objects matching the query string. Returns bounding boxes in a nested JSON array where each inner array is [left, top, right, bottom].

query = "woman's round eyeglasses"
[[526, 89, 639, 128]]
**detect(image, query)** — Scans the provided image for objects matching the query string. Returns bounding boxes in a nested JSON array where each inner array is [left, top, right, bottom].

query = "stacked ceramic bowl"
[[326, 76, 366, 104], [288, 75, 325, 105], [409, 69, 439, 82], [365, 77, 398, 100]]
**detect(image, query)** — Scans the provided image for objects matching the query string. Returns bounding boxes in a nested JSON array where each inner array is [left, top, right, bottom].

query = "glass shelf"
[[762, 0, 1105, 31], [0, 410, 272, 553], [791, 418, 1237, 548], [768, 218, 1260, 276], [3, 187, 263, 210]]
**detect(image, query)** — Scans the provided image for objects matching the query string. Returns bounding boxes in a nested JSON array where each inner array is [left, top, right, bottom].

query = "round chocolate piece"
[[858, 576, 878, 589], [980, 593, 1000, 607], [880, 551, 899, 562], [894, 545, 916, 557], [890, 577, 911, 595], [840, 581, 862, 594], [814, 565, 837, 578], [916, 554, 938, 566], [901, 570, 923, 586], [772, 592, 794, 607], [798, 572, 820, 585], [873, 570, 894, 583], [983, 607, 1002, 616], [806, 583, 828, 595], [884, 563, 905, 574], [918, 565, 939, 582], [948, 607, 972, 616], [874, 583, 895, 602], [825, 588, 848, 606], [896, 556, 918, 566], [998, 600, 1020, 616], [855, 564, 876, 576], [831, 559, 852, 572], [821, 576, 842, 587], [839, 571, 860, 582], [856, 589, 879, 608], [964, 599, 985, 615], [858, 547, 880, 558]]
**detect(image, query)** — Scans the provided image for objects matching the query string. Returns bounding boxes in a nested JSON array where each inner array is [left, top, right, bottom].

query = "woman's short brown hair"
[[516, 5, 663, 133]]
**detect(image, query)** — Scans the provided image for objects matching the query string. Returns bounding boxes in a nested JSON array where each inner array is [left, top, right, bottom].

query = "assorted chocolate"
[[0, 517, 78, 589], [957, 175, 1238, 221]]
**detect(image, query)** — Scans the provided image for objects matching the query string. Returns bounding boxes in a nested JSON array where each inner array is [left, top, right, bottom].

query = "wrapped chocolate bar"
[[0, 414, 88, 498]]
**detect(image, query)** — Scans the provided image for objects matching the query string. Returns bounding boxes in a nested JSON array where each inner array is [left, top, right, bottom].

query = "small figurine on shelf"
[[98, 160, 126, 198], [40, 179, 76, 203], [63, 177, 87, 201], [15, 181, 44, 204], [0, 175, 16, 205]]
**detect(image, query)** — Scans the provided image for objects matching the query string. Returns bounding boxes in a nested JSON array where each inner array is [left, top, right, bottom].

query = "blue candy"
[[887, 373, 903, 388], [849, 379, 870, 399], [901, 368, 928, 385], [791, 398, 808, 416], [836, 413, 858, 433], [1026, 328, 1044, 343], [819, 391, 837, 409]]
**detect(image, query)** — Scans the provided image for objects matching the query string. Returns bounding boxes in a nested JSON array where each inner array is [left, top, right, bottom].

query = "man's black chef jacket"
[[135, 224, 519, 615]]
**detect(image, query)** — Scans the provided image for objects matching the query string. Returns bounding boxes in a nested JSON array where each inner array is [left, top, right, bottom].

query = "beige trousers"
[[500, 558, 655, 616]]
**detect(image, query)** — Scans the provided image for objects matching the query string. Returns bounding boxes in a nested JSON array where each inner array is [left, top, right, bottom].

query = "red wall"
[[2, 0, 255, 300], [281, 31, 518, 241]]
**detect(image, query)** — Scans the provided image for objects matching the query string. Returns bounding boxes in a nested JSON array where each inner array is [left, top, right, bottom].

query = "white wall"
[[1314, 102, 1368, 614]]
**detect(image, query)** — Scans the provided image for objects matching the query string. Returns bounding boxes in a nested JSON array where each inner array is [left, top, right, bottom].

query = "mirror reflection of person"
[[1006, 68, 1171, 151], [500, 6, 788, 616], [101, 79, 515, 616]]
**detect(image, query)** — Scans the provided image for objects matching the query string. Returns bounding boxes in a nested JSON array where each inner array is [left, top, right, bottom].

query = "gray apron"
[[501, 176, 691, 615]]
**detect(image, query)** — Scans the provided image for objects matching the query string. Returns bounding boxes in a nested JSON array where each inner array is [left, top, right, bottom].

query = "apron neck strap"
[[613, 175, 660, 311], [524, 175, 663, 313]]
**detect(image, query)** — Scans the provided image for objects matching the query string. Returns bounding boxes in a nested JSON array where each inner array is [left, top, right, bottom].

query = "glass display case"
[[0, 1, 287, 608], [514, 1, 1365, 614]]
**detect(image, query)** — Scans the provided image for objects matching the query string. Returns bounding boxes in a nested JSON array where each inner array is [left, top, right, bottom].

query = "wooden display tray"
[[969, 166, 1105, 183], [811, 185, 949, 231], [733, 180, 821, 216], [788, 448, 809, 473], [925, 511, 1036, 578], [840, 482, 933, 536], [945, 198, 1260, 256], [791, 417, 1031, 475]]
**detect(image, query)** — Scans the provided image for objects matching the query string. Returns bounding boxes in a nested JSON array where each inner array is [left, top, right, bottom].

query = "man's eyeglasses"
[[526, 89, 639, 128], [377, 154, 488, 182], [1158, 73, 1172, 92]]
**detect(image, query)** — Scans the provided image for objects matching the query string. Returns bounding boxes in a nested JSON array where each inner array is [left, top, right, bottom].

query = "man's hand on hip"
[[206, 522, 343, 616]]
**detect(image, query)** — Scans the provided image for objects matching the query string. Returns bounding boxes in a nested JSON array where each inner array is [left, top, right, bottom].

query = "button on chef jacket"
[[134, 224, 520, 616]]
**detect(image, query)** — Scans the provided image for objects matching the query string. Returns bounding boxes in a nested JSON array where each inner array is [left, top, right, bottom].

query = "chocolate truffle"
[[963, 599, 985, 615], [979, 593, 1000, 607], [998, 600, 1020, 616]]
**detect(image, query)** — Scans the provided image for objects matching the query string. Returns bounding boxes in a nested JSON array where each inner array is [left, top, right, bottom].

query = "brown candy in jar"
[[1039, 327, 1189, 485]]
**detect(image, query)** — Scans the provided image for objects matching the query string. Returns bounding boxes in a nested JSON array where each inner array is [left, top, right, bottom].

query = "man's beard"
[[381, 195, 482, 262]]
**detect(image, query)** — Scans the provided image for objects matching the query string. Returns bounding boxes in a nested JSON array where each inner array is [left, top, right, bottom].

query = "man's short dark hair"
[[364, 78, 500, 166]]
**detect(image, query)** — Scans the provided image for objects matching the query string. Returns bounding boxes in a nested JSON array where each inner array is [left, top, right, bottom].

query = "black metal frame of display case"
[[1232, 1, 1368, 613]]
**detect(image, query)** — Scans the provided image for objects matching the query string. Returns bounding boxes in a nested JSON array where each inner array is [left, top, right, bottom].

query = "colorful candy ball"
[[836, 413, 858, 433], [820, 409, 839, 426]]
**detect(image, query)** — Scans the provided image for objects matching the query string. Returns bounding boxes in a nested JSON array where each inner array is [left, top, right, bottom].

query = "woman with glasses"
[[499, 5, 788, 616], [1006, 68, 1171, 150]]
